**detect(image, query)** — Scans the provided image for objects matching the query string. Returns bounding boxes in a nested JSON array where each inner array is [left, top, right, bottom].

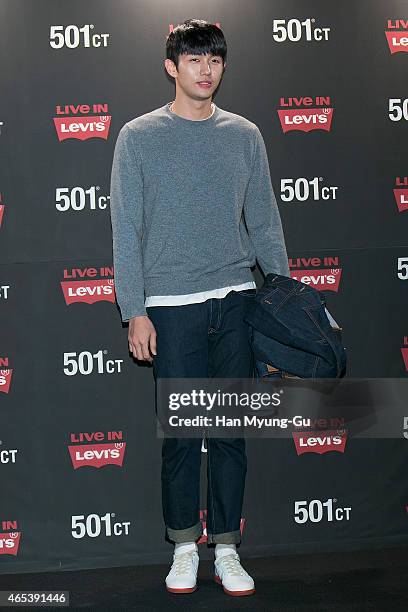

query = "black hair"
[[166, 19, 227, 69]]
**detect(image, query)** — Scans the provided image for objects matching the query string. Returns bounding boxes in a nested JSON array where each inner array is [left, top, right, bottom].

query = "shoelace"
[[216, 552, 247, 576], [172, 551, 197, 576]]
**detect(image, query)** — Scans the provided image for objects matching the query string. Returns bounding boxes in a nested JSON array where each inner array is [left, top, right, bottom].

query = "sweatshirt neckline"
[[163, 101, 219, 126]]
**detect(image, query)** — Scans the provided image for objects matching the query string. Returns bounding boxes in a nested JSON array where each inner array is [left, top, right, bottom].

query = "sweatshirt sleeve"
[[243, 125, 290, 277], [109, 123, 147, 322]]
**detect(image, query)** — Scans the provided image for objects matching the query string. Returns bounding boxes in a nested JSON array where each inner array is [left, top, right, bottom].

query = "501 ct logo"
[[272, 18, 330, 42], [71, 513, 130, 539], [280, 177, 338, 203], [294, 498, 351, 523], [56, 187, 110, 212], [50, 25, 110, 48], [63, 350, 123, 376]]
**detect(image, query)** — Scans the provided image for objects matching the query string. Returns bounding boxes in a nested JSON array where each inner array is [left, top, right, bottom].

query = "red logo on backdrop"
[[292, 429, 347, 455], [197, 509, 245, 544], [61, 266, 115, 305], [401, 337, 408, 372], [0, 193, 4, 229], [394, 177, 408, 212], [289, 257, 342, 291], [53, 103, 111, 141], [69, 443, 126, 469], [0, 521, 21, 556], [277, 96, 334, 133], [0, 358, 12, 394], [68, 431, 126, 469], [385, 20, 408, 54]]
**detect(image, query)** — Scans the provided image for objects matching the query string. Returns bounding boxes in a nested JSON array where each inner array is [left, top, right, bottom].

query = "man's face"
[[166, 53, 226, 100]]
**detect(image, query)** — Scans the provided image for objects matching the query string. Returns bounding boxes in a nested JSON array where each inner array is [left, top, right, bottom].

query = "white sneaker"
[[165, 549, 199, 593], [214, 552, 255, 596]]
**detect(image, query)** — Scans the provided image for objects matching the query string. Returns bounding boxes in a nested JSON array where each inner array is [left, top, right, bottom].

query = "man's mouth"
[[197, 81, 212, 87]]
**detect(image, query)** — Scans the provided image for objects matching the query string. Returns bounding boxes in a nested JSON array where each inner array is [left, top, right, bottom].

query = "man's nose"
[[200, 60, 211, 74]]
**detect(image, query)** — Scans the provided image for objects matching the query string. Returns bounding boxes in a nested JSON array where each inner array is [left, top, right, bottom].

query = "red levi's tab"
[[53, 115, 111, 141], [68, 442, 126, 469], [61, 279, 115, 305], [292, 430, 347, 455], [0, 532, 21, 556]]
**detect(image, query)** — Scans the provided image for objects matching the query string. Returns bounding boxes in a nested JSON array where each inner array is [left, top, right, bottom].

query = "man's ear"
[[164, 58, 178, 78]]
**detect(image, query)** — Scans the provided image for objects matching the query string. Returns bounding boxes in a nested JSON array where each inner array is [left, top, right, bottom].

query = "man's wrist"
[[125, 312, 148, 322]]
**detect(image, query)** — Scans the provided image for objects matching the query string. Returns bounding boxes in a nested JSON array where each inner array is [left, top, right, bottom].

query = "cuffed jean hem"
[[206, 529, 242, 544], [166, 520, 203, 543]]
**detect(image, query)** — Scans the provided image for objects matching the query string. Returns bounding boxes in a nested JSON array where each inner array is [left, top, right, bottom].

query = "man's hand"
[[128, 315, 157, 363]]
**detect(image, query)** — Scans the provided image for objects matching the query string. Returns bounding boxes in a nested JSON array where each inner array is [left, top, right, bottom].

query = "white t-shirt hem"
[[144, 282, 257, 307]]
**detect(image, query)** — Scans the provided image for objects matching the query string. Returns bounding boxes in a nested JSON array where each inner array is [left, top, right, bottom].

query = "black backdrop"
[[0, 0, 408, 574]]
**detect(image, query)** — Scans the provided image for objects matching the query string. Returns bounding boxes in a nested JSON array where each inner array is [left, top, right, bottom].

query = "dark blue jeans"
[[245, 273, 347, 378], [146, 288, 256, 545]]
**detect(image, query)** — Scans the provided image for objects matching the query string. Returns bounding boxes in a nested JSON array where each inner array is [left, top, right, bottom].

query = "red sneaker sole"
[[166, 584, 197, 594], [214, 574, 255, 596]]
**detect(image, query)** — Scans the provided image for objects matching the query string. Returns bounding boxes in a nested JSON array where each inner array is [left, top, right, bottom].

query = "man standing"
[[109, 19, 290, 596]]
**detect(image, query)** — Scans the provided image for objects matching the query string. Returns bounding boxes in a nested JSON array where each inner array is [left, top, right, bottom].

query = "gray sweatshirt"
[[109, 101, 290, 322]]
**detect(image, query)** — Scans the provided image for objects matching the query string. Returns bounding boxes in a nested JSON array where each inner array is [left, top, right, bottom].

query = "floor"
[[0, 546, 407, 611]]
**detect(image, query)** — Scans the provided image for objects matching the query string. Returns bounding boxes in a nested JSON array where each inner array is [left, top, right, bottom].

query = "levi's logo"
[[0, 193, 4, 229], [68, 431, 126, 469], [53, 103, 111, 141], [401, 337, 408, 372], [385, 20, 408, 54], [0, 357, 12, 394], [68, 443, 126, 469], [394, 177, 408, 212], [291, 268, 342, 291], [0, 521, 21, 556], [293, 429, 347, 455], [289, 256, 342, 291], [61, 266, 115, 305], [277, 96, 334, 133]]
